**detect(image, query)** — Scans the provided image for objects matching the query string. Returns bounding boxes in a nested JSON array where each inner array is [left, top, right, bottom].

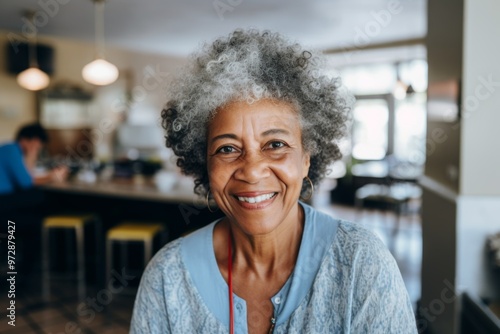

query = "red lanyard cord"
[[228, 227, 234, 334]]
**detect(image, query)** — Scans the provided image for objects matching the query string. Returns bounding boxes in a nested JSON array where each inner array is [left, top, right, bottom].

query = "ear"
[[302, 151, 311, 178]]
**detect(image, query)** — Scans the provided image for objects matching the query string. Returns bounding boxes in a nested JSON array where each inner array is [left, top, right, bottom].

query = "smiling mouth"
[[236, 192, 277, 204]]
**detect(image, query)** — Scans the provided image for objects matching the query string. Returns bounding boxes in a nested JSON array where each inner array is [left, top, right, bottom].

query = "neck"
[[228, 203, 304, 278]]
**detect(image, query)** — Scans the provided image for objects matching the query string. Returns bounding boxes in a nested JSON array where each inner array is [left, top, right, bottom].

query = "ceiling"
[[0, 0, 426, 57]]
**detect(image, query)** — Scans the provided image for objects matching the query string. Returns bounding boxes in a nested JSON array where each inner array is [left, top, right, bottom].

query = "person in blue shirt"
[[131, 29, 417, 333], [0, 123, 67, 196]]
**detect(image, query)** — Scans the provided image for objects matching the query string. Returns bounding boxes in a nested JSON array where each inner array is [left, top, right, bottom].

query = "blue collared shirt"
[[131, 202, 417, 333], [0, 142, 33, 194]]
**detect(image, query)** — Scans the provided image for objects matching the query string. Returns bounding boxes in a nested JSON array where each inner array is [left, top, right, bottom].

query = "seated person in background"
[[0, 122, 68, 197]]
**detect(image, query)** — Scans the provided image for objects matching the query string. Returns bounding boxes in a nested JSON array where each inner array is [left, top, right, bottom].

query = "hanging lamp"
[[82, 0, 118, 86], [17, 12, 50, 91]]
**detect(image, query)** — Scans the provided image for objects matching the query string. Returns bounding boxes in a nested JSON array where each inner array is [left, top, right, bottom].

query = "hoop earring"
[[300, 176, 314, 201], [206, 190, 217, 213]]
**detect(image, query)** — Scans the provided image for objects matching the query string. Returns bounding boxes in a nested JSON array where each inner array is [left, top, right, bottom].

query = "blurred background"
[[0, 0, 499, 333]]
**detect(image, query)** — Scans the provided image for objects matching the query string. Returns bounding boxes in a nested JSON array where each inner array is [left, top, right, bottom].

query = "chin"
[[233, 218, 282, 236], [228, 201, 299, 237]]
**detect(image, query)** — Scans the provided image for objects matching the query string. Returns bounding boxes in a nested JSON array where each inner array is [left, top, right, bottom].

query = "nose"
[[233, 151, 271, 183]]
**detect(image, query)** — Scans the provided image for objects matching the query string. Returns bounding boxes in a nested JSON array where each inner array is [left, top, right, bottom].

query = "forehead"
[[208, 99, 301, 135]]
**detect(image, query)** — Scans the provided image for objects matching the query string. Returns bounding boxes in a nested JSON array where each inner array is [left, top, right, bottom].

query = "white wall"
[[460, 0, 500, 196], [455, 0, 500, 304], [456, 196, 500, 300]]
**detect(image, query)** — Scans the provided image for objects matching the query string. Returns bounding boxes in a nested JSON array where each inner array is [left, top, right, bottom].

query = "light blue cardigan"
[[130, 203, 417, 333]]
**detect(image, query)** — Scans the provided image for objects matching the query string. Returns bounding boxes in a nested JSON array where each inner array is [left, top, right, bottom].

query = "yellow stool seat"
[[43, 215, 94, 228], [107, 223, 163, 241], [106, 222, 167, 286]]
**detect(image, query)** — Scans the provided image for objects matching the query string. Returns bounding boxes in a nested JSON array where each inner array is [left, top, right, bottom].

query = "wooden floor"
[[0, 198, 422, 333]]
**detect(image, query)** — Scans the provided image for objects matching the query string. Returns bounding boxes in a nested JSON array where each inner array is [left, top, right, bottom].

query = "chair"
[[42, 214, 101, 300], [106, 222, 168, 285], [355, 182, 421, 234]]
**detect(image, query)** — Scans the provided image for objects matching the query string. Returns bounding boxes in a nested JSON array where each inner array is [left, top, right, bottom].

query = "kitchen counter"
[[40, 177, 203, 205], [38, 177, 221, 240]]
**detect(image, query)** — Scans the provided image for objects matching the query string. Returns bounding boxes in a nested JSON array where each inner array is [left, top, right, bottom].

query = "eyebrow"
[[261, 128, 291, 137], [210, 128, 291, 144], [210, 133, 238, 144]]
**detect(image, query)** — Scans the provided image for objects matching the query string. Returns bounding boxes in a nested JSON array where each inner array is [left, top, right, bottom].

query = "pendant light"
[[17, 12, 50, 91], [82, 0, 118, 86]]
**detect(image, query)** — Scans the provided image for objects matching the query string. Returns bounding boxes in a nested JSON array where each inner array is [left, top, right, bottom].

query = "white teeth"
[[237, 193, 275, 204]]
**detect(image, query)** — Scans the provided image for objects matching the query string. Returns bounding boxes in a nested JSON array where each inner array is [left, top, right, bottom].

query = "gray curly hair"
[[161, 29, 351, 196]]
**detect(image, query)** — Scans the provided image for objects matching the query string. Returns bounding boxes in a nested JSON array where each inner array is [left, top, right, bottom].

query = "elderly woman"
[[131, 30, 417, 333]]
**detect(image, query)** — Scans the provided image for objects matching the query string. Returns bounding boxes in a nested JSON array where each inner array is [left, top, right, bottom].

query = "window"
[[339, 58, 427, 165], [352, 98, 390, 160], [394, 93, 427, 165]]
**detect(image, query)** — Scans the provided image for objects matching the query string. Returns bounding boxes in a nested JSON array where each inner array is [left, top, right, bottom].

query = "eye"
[[216, 146, 238, 154], [265, 141, 286, 150]]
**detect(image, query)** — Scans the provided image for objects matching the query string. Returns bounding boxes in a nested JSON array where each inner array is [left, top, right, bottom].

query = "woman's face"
[[207, 99, 310, 236]]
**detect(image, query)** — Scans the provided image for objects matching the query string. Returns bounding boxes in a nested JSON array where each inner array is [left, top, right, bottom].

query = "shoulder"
[[300, 203, 390, 267], [0, 143, 23, 169], [332, 220, 392, 267], [336, 220, 387, 251], [328, 220, 407, 304], [330, 223, 417, 332], [0, 142, 19, 156], [140, 238, 184, 289], [132, 239, 187, 333]]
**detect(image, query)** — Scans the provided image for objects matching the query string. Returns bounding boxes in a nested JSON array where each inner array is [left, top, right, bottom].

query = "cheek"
[[273, 154, 307, 186], [207, 159, 229, 191]]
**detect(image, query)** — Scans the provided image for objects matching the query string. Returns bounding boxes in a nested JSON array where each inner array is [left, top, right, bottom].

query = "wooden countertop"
[[39, 177, 204, 205]]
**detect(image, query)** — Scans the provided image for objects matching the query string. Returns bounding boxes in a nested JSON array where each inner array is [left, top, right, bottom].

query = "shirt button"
[[236, 303, 243, 312], [274, 296, 281, 304]]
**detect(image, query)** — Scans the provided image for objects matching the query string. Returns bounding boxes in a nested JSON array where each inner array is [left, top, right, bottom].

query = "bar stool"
[[42, 214, 100, 301], [355, 183, 422, 234], [106, 223, 167, 285]]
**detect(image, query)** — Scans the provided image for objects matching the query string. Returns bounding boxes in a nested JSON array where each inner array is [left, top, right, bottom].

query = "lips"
[[236, 192, 277, 204]]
